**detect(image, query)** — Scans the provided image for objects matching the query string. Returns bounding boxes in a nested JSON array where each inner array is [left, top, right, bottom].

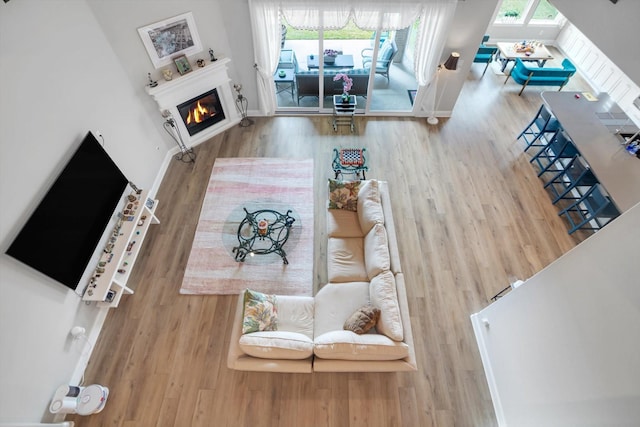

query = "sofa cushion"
[[314, 282, 370, 337], [276, 295, 315, 340], [327, 237, 367, 282], [326, 208, 363, 238], [364, 223, 390, 280], [370, 271, 404, 341], [344, 305, 380, 334], [242, 289, 278, 334], [314, 330, 409, 360], [328, 179, 360, 211], [357, 179, 384, 234], [239, 331, 314, 359]]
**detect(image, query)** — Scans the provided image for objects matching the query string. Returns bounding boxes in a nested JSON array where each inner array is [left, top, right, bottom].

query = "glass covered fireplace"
[[176, 88, 226, 136]]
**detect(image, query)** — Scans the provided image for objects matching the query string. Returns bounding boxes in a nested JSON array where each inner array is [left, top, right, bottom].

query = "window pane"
[[531, 0, 560, 20], [496, 0, 528, 21]]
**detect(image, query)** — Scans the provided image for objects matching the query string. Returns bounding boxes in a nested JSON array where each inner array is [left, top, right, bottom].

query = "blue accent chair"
[[474, 39, 498, 77], [505, 58, 576, 95]]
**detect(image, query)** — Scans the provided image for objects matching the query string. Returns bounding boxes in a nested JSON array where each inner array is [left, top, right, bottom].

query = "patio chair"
[[361, 40, 398, 81]]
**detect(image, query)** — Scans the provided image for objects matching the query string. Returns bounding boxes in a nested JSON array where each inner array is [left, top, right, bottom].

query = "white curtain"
[[248, 0, 282, 115], [351, 1, 423, 30], [413, 0, 457, 117], [282, 1, 352, 29], [283, 0, 422, 30]]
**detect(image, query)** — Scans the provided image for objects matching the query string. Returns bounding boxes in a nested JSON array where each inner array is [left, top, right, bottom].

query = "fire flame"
[[186, 101, 209, 124]]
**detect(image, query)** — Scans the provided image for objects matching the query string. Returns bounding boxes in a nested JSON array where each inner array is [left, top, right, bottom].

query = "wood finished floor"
[[70, 68, 592, 426]]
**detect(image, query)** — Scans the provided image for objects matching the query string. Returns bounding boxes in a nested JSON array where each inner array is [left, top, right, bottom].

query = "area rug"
[[180, 158, 314, 296]]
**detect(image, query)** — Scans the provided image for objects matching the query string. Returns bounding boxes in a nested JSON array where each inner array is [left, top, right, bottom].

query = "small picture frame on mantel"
[[174, 55, 192, 75]]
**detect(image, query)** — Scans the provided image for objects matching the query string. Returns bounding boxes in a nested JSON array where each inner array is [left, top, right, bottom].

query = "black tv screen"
[[6, 131, 129, 290]]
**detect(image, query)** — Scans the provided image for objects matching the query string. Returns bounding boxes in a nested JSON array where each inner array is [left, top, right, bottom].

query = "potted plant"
[[323, 49, 341, 64], [503, 10, 520, 22], [333, 73, 353, 103]]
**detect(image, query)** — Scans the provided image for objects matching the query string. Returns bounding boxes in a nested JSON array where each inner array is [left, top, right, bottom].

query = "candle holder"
[[233, 84, 254, 128], [161, 110, 196, 163]]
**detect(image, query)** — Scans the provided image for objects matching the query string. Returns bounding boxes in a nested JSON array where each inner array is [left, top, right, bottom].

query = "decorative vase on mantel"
[[341, 92, 350, 104]]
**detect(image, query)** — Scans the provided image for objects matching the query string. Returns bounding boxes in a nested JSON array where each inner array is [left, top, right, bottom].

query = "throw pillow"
[[344, 304, 380, 334], [357, 180, 384, 234], [369, 271, 404, 341], [328, 179, 360, 212], [242, 289, 278, 334]]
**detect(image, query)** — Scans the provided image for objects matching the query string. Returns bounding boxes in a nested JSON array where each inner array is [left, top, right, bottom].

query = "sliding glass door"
[[275, 18, 417, 114]]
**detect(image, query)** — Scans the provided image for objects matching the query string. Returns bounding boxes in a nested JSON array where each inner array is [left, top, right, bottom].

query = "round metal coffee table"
[[232, 207, 295, 264]]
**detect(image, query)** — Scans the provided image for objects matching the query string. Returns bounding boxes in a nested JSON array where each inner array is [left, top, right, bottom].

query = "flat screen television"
[[6, 131, 129, 290]]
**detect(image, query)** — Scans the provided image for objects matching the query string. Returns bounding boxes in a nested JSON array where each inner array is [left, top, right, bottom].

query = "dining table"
[[496, 42, 554, 73], [541, 91, 640, 213]]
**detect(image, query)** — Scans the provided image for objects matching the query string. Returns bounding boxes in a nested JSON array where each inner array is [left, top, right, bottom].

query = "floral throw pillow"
[[328, 179, 360, 211], [242, 289, 278, 334]]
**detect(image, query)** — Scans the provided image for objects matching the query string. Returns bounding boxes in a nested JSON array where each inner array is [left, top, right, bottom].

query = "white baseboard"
[[470, 312, 506, 427]]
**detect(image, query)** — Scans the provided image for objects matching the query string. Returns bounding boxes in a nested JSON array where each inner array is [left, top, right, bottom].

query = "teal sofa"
[[505, 58, 576, 96], [295, 69, 370, 104]]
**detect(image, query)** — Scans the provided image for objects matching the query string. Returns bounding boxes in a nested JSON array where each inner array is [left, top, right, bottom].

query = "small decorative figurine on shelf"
[[209, 48, 217, 62], [162, 69, 173, 81], [196, 59, 205, 68], [147, 72, 158, 88], [233, 83, 254, 128]]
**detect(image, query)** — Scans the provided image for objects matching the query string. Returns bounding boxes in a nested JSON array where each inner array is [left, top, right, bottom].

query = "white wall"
[[435, 0, 500, 115], [552, 0, 639, 86], [472, 203, 640, 427], [84, 0, 253, 138], [0, 0, 166, 423]]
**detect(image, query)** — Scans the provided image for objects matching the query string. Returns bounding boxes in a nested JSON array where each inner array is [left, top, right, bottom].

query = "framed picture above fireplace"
[[138, 12, 202, 68]]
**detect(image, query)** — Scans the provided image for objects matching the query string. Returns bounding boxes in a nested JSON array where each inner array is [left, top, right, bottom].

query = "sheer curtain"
[[248, 0, 282, 115], [413, 0, 457, 117], [351, 1, 423, 30], [248, 0, 457, 116], [281, 1, 351, 29]]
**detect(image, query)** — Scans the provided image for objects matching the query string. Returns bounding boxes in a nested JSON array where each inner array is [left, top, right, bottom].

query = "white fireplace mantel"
[[146, 57, 240, 147]]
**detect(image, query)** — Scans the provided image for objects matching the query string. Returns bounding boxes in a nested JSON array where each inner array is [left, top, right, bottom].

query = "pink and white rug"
[[180, 158, 314, 296]]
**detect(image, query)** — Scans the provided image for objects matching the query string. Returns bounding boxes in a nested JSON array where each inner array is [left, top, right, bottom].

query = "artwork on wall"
[[138, 12, 202, 69], [174, 55, 192, 75]]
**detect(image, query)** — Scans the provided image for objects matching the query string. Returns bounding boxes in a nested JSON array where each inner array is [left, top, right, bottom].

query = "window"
[[530, 0, 560, 21], [495, 0, 562, 25], [496, 0, 528, 23]]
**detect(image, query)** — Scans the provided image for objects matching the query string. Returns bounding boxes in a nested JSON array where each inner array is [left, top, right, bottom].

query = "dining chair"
[[474, 45, 498, 77], [517, 104, 560, 152], [544, 155, 598, 204], [558, 184, 620, 234], [530, 130, 578, 177]]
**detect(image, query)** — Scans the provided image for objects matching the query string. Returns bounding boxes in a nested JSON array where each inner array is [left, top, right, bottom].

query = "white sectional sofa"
[[227, 180, 416, 372]]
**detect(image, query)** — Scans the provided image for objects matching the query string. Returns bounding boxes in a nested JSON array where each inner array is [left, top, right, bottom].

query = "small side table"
[[274, 69, 295, 101], [333, 95, 357, 132], [332, 148, 367, 180]]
